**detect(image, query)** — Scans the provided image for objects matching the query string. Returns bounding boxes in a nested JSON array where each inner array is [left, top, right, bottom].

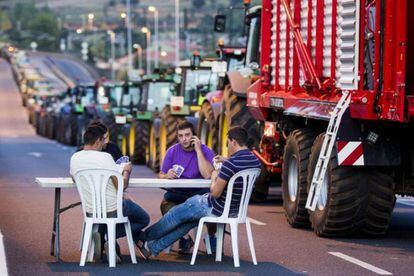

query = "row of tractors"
[[6, 0, 410, 238]]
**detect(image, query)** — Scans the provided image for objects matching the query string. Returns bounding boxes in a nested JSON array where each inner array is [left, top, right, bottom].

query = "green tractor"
[[152, 55, 222, 172], [120, 71, 176, 166]]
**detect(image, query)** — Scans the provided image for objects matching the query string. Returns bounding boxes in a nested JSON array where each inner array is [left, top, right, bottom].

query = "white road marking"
[[249, 218, 266, 226], [329, 252, 392, 275], [27, 152, 43, 158], [397, 200, 414, 208]]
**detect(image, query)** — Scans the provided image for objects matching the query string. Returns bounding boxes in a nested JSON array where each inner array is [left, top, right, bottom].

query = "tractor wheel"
[[129, 120, 150, 164], [65, 114, 78, 146], [307, 133, 396, 237], [45, 114, 55, 139], [218, 85, 261, 157], [198, 102, 218, 153], [282, 129, 316, 228], [35, 112, 41, 135], [121, 125, 130, 156], [39, 114, 47, 137], [102, 114, 118, 144], [159, 106, 185, 164], [148, 119, 161, 172]]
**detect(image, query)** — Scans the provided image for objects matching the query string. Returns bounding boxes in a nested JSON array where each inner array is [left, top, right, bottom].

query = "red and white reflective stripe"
[[337, 141, 364, 166]]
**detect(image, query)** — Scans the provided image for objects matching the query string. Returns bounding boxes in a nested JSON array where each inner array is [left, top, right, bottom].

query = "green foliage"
[[0, 11, 12, 32], [7, 2, 62, 51]]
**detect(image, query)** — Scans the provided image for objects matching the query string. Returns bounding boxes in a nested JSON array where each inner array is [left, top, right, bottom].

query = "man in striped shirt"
[[136, 126, 261, 258]]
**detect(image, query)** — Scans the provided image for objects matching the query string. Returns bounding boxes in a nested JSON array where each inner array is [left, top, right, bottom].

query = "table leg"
[[50, 188, 61, 261]]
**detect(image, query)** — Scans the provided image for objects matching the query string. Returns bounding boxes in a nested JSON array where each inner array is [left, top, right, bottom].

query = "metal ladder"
[[306, 91, 351, 211]]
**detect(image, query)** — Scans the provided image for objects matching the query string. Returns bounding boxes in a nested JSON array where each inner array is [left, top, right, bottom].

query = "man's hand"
[[211, 170, 219, 182], [213, 155, 227, 163], [191, 135, 202, 153], [123, 162, 132, 173], [166, 169, 178, 179]]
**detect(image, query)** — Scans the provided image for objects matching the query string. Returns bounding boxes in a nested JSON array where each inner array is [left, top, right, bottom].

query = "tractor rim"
[[121, 136, 127, 156], [160, 121, 167, 161], [149, 126, 156, 164], [129, 125, 135, 156], [317, 173, 328, 210], [287, 156, 298, 202], [221, 114, 228, 156]]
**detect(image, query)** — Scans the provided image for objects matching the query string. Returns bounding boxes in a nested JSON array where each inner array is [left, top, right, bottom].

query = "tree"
[[192, 0, 205, 8], [0, 11, 12, 32]]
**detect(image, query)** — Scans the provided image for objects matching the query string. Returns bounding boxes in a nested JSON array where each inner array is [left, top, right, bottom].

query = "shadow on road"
[[47, 256, 302, 275]]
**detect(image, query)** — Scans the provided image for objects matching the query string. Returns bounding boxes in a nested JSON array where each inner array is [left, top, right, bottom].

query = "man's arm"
[[210, 170, 228, 198], [193, 137, 214, 179]]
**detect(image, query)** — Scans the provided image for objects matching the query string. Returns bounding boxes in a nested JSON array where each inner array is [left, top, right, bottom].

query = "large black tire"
[[159, 106, 185, 164], [148, 119, 161, 172], [282, 129, 316, 228], [102, 114, 118, 144], [198, 102, 218, 153], [63, 114, 78, 146], [129, 120, 150, 164], [218, 85, 261, 156], [45, 113, 55, 139], [38, 114, 47, 137], [307, 133, 396, 237]]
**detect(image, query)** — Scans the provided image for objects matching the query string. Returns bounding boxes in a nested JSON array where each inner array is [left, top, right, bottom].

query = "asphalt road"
[[1, 59, 414, 275]]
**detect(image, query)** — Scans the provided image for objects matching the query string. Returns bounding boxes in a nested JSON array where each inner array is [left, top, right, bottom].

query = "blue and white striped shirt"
[[208, 149, 261, 217]]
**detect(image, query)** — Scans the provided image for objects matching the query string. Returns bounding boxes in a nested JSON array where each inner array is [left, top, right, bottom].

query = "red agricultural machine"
[[245, 0, 413, 236]]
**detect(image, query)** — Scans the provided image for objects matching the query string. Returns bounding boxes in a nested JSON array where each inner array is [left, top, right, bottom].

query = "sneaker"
[[178, 236, 194, 255], [92, 232, 102, 261], [135, 240, 152, 260], [104, 242, 122, 264]]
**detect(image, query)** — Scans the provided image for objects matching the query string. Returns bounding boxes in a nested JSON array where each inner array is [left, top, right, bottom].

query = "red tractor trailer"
[[247, 0, 413, 236]]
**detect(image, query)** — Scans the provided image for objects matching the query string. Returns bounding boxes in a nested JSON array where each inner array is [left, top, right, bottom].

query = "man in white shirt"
[[70, 124, 149, 262]]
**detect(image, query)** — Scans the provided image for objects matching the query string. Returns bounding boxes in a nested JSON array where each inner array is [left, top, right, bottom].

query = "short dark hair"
[[177, 120, 195, 135], [227, 126, 248, 146], [83, 124, 106, 145], [88, 120, 108, 133]]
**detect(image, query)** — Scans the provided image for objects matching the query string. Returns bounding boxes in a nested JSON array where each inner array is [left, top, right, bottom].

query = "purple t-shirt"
[[161, 143, 215, 178]]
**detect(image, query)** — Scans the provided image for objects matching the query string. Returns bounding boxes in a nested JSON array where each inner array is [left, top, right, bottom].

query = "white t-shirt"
[[70, 150, 119, 213]]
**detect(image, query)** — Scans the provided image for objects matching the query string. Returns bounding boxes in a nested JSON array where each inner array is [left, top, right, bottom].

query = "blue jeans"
[[99, 199, 150, 244], [141, 194, 213, 255]]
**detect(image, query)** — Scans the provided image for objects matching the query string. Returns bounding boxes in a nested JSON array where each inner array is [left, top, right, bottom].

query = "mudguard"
[[227, 70, 251, 97], [335, 110, 401, 166]]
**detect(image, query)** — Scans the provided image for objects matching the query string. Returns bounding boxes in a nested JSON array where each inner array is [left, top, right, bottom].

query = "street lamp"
[[148, 6, 159, 68], [108, 30, 116, 81], [133, 43, 143, 71], [125, 0, 133, 71], [175, 0, 180, 66], [141, 27, 152, 74], [87, 13, 94, 30]]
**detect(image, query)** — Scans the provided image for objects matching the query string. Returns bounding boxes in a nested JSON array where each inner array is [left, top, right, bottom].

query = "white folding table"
[[35, 177, 211, 261]]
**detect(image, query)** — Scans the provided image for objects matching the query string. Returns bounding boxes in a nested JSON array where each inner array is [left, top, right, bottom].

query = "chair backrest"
[[219, 168, 261, 222], [73, 169, 124, 219]]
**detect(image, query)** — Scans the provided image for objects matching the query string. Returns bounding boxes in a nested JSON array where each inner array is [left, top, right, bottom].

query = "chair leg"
[[79, 221, 85, 251], [80, 222, 93, 266], [87, 224, 98, 262], [230, 222, 240, 267], [190, 221, 204, 265], [215, 223, 225, 262], [124, 221, 137, 264], [246, 219, 257, 265], [107, 222, 116, 267], [204, 233, 212, 255]]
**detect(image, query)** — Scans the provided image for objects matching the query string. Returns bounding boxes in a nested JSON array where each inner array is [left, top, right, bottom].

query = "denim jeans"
[[99, 199, 150, 244], [141, 194, 213, 255]]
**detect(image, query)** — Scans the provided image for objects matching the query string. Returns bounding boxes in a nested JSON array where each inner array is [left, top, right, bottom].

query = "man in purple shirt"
[[159, 120, 215, 253]]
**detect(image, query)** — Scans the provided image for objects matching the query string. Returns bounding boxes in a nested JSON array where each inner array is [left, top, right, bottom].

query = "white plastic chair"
[[73, 169, 137, 267], [190, 168, 261, 267]]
